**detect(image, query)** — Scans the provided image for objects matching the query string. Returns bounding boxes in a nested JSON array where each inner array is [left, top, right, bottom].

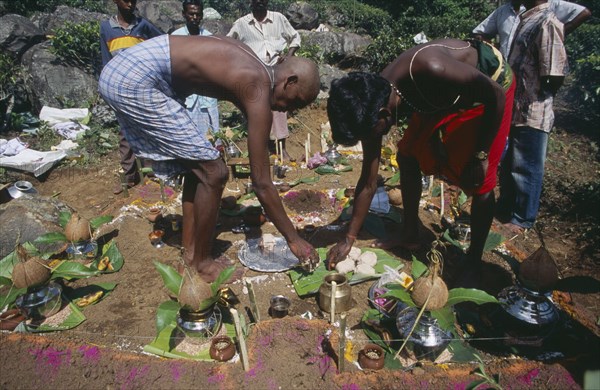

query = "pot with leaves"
[[11, 244, 51, 291], [380, 241, 499, 361], [175, 265, 236, 344], [11, 244, 61, 320], [63, 212, 96, 259]]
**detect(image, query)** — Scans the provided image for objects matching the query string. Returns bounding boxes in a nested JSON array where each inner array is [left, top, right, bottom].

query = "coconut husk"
[[12, 257, 51, 289], [178, 269, 213, 311], [518, 246, 559, 292], [64, 212, 91, 242]]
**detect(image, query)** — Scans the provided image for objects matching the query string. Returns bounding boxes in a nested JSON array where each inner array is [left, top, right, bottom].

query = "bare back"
[[170, 35, 273, 113], [382, 39, 492, 111]]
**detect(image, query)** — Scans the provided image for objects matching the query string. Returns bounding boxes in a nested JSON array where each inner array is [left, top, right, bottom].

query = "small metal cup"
[[269, 295, 290, 318]]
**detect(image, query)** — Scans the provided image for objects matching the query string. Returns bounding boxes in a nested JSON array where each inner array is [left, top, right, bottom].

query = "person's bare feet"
[[195, 256, 245, 283]]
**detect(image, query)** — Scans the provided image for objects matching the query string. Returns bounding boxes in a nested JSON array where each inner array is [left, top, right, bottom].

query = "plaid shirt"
[[509, 3, 568, 132]]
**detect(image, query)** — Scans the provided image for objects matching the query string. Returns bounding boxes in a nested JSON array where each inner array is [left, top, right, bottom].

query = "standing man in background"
[[497, 0, 568, 232], [472, 0, 591, 58], [227, 0, 301, 160], [171, 0, 220, 139], [100, 0, 163, 194]]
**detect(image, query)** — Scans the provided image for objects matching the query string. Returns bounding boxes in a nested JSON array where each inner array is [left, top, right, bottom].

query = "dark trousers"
[[119, 129, 139, 183]]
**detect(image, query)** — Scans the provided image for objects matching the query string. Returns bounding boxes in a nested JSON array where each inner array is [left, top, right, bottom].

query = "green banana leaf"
[[154, 261, 182, 296], [0, 285, 27, 308], [50, 261, 100, 280], [33, 232, 67, 244], [0, 242, 38, 279], [446, 288, 499, 306], [411, 256, 428, 279], [67, 282, 117, 308], [429, 306, 456, 332], [16, 300, 86, 333], [0, 276, 11, 287], [289, 247, 404, 297], [90, 215, 113, 230], [59, 211, 71, 228], [381, 287, 415, 307], [315, 164, 352, 175], [155, 299, 180, 335], [89, 240, 124, 273], [289, 175, 320, 187]]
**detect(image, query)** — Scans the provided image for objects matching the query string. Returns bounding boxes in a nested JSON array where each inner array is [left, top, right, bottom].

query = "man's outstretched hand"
[[289, 238, 319, 272], [325, 240, 353, 271]]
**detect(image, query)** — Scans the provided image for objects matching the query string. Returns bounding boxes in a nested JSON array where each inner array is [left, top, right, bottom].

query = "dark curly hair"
[[327, 72, 390, 146]]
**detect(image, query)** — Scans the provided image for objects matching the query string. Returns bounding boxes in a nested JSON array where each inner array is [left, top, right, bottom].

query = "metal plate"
[[238, 237, 299, 272]]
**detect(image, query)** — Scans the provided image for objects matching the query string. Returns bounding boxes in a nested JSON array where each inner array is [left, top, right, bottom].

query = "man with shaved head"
[[99, 34, 320, 281]]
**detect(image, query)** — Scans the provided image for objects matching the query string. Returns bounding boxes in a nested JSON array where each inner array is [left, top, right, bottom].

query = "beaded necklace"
[[390, 41, 472, 114]]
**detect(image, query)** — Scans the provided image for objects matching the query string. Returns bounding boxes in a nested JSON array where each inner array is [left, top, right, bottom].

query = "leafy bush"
[[1, 0, 107, 16], [312, 0, 393, 36], [566, 23, 600, 118], [362, 26, 413, 73], [50, 21, 101, 75], [0, 53, 22, 98]]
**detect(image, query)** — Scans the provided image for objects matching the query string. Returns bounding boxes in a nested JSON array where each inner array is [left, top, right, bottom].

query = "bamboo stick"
[[244, 278, 260, 323], [338, 313, 347, 372], [230, 308, 249, 371], [330, 280, 337, 323]]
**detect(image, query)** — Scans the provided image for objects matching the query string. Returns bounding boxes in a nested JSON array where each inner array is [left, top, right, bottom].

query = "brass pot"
[[318, 273, 352, 313]]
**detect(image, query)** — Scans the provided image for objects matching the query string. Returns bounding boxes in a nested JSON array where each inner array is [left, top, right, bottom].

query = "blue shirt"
[[100, 15, 163, 67]]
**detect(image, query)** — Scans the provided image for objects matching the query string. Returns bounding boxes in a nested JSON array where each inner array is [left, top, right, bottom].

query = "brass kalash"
[[176, 288, 238, 344]]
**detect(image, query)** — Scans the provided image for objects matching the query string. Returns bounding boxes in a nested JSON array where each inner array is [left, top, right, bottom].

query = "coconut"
[[178, 270, 214, 311], [411, 273, 449, 311], [388, 188, 403, 206], [12, 257, 51, 289], [518, 246, 559, 292], [65, 212, 91, 242]]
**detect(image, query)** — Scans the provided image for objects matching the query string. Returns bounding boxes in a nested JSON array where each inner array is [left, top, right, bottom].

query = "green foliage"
[[50, 21, 101, 75], [21, 122, 62, 151], [78, 123, 119, 157], [2, 0, 107, 16], [317, 0, 393, 36], [567, 24, 600, 117], [467, 354, 503, 390], [362, 26, 412, 73], [0, 53, 22, 97]]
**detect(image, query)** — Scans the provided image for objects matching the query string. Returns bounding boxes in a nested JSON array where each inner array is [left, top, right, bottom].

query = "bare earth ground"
[[1, 100, 599, 389]]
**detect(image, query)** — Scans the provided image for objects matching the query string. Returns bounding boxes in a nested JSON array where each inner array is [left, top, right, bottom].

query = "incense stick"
[[330, 281, 337, 323]]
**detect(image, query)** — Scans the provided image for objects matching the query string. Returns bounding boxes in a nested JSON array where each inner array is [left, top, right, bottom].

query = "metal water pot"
[[318, 273, 352, 313], [324, 145, 342, 165]]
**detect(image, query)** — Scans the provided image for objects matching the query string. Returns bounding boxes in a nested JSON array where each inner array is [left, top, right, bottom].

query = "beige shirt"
[[509, 3, 568, 132], [227, 10, 301, 66]]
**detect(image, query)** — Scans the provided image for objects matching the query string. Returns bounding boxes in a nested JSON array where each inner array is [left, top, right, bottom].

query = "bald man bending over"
[[99, 35, 320, 281]]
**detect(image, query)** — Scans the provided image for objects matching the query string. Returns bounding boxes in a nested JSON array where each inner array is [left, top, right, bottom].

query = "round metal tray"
[[238, 237, 299, 272]]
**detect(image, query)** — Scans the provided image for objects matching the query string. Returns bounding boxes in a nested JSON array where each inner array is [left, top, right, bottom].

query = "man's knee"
[[204, 159, 229, 188]]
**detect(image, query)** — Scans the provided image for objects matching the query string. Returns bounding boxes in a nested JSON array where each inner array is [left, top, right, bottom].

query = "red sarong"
[[398, 80, 515, 195]]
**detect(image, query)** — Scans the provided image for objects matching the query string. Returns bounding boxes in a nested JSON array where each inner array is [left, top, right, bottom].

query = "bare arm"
[[564, 8, 591, 35], [246, 102, 318, 269], [326, 134, 382, 268]]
